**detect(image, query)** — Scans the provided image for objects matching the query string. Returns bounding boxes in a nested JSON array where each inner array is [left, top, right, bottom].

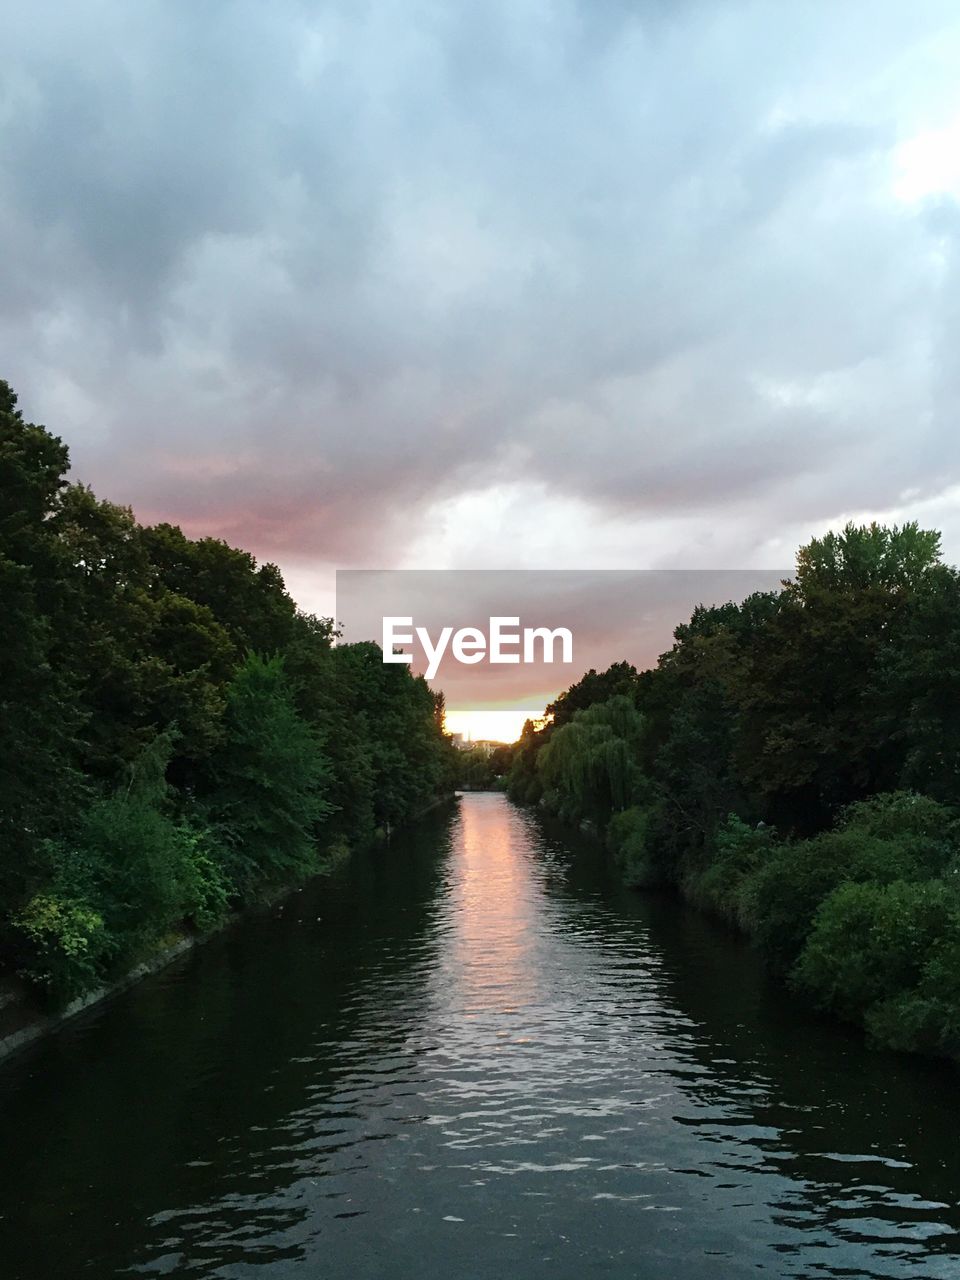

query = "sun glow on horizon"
[[444, 707, 547, 744]]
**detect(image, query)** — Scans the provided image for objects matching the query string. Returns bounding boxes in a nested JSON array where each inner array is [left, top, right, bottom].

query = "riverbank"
[[530, 794, 960, 1067], [0, 937, 195, 1064], [0, 798, 458, 1065]]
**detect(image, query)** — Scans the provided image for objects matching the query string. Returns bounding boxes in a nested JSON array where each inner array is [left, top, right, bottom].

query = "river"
[[1, 792, 958, 1278]]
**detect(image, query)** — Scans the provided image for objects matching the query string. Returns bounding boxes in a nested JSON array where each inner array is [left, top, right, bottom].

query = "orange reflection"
[[442, 796, 542, 1015]]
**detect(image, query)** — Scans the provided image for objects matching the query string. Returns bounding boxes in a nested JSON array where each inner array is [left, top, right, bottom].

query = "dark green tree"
[[204, 653, 333, 891]]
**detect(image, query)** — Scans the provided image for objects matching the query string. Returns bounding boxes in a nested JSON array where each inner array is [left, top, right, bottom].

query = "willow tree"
[[537, 695, 646, 826]]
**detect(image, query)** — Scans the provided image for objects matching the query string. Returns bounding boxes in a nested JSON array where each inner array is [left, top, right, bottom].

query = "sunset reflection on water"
[[438, 795, 543, 1018]]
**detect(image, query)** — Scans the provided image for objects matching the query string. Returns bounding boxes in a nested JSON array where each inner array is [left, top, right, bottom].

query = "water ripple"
[[1, 794, 959, 1279]]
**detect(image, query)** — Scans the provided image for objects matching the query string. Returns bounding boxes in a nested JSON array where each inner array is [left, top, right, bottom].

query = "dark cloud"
[[3, 1, 960, 604]]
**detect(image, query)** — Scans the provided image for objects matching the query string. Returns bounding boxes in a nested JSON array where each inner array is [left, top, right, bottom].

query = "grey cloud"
[[2, 1, 960, 585]]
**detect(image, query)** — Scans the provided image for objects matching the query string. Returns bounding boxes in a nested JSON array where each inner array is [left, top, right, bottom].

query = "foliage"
[[12, 893, 107, 1005], [168, 821, 232, 933], [203, 654, 332, 891], [545, 661, 639, 730], [506, 718, 546, 805], [0, 385, 84, 904], [508, 519, 960, 1061], [607, 806, 662, 888], [537, 696, 646, 827], [687, 816, 777, 930], [0, 378, 454, 1004], [792, 880, 955, 1030], [454, 743, 512, 791]]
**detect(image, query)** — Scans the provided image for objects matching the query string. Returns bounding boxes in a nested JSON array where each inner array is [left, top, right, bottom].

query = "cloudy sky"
[[337, 568, 786, 737], [4, 1, 960, 622]]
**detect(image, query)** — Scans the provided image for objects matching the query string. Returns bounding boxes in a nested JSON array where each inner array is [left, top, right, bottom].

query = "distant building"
[[450, 735, 501, 754]]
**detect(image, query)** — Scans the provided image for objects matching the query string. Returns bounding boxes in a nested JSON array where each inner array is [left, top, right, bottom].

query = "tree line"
[[0, 381, 454, 1004], [452, 743, 513, 790], [506, 524, 960, 1061]]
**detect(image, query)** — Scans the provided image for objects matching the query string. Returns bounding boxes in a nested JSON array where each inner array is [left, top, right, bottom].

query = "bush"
[[690, 816, 778, 929], [13, 892, 107, 1005], [747, 832, 854, 974], [63, 794, 194, 947], [865, 926, 960, 1056], [172, 820, 231, 932], [607, 806, 661, 887], [15, 804, 233, 1004], [838, 791, 956, 878], [746, 798, 954, 976], [791, 879, 954, 1024]]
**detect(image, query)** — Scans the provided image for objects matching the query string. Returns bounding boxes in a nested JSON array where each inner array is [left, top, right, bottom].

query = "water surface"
[[1, 793, 958, 1277]]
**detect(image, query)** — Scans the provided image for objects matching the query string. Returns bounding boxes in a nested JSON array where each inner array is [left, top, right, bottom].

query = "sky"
[[337, 568, 786, 740], [4, 2, 960, 733]]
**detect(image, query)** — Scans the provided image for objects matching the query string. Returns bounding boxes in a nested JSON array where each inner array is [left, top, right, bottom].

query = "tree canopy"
[[0, 379, 455, 1004], [506, 522, 960, 1060]]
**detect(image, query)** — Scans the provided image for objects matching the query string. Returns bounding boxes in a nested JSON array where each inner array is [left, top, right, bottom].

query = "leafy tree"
[[791, 521, 941, 596], [0, 378, 456, 1004], [0, 383, 83, 908], [650, 679, 744, 874], [506, 718, 546, 805], [140, 523, 298, 655], [204, 654, 333, 892], [538, 696, 646, 827], [545, 661, 639, 730], [502, 519, 960, 1061], [881, 564, 960, 803]]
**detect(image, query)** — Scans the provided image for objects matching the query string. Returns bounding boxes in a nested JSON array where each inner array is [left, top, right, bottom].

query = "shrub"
[[15, 805, 232, 1004], [690, 816, 778, 929], [746, 803, 952, 976], [838, 791, 956, 878], [791, 879, 954, 1024], [865, 926, 960, 1056], [748, 833, 854, 975], [173, 821, 231, 932], [607, 806, 660, 887], [13, 892, 107, 1005], [65, 795, 192, 946]]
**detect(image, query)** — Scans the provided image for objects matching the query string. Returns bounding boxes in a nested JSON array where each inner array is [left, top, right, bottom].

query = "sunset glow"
[[444, 707, 545, 744]]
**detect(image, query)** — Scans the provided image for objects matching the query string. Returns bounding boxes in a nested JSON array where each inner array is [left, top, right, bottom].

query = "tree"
[[0, 383, 83, 910], [204, 654, 333, 892], [538, 696, 646, 827], [791, 521, 941, 597], [880, 564, 960, 804], [545, 661, 639, 730], [0, 377, 458, 1002], [140, 523, 298, 655], [733, 525, 942, 829]]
